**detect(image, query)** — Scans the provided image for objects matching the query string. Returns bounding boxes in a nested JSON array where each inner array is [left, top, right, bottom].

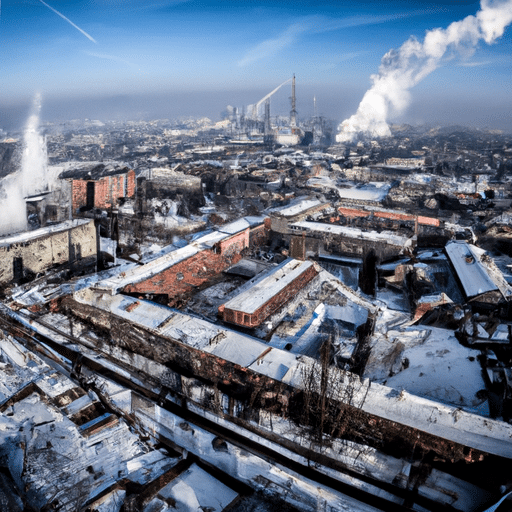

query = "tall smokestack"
[[264, 99, 271, 135], [336, 0, 512, 142], [290, 74, 297, 128]]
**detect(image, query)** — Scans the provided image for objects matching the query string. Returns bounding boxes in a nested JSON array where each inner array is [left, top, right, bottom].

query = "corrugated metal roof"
[[445, 241, 498, 299]]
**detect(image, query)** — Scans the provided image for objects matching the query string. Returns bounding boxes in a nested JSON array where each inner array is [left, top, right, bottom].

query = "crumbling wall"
[[123, 246, 243, 306], [71, 179, 88, 212], [296, 231, 405, 262], [61, 295, 488, 466], [71, 170, 135, 213], [249, 223, 270, 247], [142, 176, 204, 212], [218, 229, 249, 256], [0, 220, 96, 285]]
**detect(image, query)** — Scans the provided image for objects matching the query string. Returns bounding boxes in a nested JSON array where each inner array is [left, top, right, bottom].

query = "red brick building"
[[219, 259, 318, 328], [95, 217, 270, 307], [61, 165, 136, 214], [337, 206, 440, 228]]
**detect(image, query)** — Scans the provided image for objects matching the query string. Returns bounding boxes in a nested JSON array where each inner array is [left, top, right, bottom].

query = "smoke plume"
[[0, 93, 48, 237], [336, 0, 512, 142], [20, 93, 48, 198]]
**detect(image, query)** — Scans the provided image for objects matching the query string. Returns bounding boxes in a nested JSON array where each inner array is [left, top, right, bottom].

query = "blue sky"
[[1, 0, 512, 130]]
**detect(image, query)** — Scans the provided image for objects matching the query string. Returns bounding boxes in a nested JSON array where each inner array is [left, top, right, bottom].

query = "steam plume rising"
[[0, 93, 48, 237], [20, 92, 48, 198], [336, 0, 512, 142]]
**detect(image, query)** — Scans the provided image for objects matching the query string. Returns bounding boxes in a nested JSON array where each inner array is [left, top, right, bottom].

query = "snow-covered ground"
[[366, 324, 488, 415]]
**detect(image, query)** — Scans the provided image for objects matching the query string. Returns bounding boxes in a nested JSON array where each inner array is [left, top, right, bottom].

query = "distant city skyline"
[[1, 0, 512, 131]]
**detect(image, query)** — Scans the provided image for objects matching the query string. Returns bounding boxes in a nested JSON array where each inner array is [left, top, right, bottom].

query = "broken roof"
[[93, 244, 199, 294], [445, 241, 504, 299], [73, 288, 275, 366], [0, 335, 182, 512], [15, 289, 512, 460], [59, 162, 132, 180], [93, 216, 267, 294]]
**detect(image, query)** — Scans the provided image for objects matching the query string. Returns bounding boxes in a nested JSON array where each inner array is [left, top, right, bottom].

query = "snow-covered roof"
[[291, 221, 411, 246], [74, 289, 271, 365], [336, 182, 391, 202], [0, 335, 183, 511], [16, 289, 512, 460], [216, 218, 251, 235], [445, 241, 499, 299], [151, 463, 238, 511], [0, 219, 92, 247], [222, 258, 315, 315], [267, 198, 324, 217], [91, 215, 268, 294], [93, 244, 199, 294], [216, 215, 267, 235], [193, 230, 229, 248], [248, 348, 300, 380]]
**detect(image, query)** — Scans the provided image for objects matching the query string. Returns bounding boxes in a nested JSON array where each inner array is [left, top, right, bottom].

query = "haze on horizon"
[[1, 0, 512, 132]]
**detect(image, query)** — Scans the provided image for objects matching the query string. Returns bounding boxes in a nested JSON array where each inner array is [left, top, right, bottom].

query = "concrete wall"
[[0, 220, 97, 285]]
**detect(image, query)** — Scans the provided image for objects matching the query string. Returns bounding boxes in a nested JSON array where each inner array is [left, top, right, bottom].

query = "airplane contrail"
[[38, 0, 97, 43]]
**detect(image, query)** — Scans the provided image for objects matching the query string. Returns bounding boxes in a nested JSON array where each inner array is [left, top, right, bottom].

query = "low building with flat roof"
[[288, 220, 414, 262], [218, 258, 318, 328]]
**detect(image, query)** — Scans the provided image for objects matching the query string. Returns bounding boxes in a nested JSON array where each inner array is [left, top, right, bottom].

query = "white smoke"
[[0, 93, 48, 237], [20, 92, 48, 197], [0, 176, 28, 236], [336, 0, 512, 142]]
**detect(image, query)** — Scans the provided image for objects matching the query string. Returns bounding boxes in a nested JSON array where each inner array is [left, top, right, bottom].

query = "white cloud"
[[238, 12, 420, 67], [84, 51, 140, 71], [458, 60, 492, 67], [238, 23, 304, 67]]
